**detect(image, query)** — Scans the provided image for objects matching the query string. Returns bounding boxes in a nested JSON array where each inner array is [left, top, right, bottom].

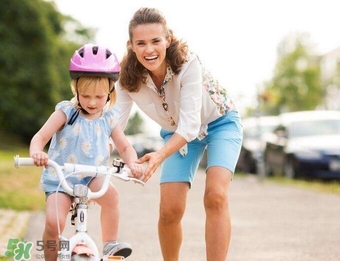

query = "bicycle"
[[14, 155, 145, 261]]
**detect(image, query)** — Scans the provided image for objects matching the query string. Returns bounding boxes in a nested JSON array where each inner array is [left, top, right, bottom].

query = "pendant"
[[162, 102, 168, 111]]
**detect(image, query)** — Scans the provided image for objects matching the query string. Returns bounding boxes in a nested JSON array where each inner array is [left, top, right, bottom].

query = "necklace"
[[156, 79, 176, 126]]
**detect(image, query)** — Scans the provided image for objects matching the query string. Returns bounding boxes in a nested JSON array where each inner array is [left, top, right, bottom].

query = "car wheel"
[[242, 153, 256, 173], [284, 157, 299, 179]]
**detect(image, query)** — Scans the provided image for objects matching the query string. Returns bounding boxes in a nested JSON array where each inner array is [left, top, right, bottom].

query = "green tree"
[[322, 59, 340, 110], [260, 32, 323, 115], [0, 0, 95, 142], [124, 112, 144, 135]]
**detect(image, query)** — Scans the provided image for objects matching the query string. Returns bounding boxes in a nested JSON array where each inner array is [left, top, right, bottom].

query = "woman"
[[116, 7, 243, 261]]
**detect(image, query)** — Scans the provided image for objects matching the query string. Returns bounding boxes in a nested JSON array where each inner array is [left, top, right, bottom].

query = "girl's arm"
[[30, 109, 66, 166], [111, 123, 144, 178]]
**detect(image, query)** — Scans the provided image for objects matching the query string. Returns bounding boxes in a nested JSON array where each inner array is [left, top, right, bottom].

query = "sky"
[[54, 0, 340, 132]]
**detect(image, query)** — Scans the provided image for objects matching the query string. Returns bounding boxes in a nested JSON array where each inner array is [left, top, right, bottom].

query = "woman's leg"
[[43, 192, 72, 261], [158, 182, 190, 261], [203, 111, 242, 260], [204, 166, 232, 261]]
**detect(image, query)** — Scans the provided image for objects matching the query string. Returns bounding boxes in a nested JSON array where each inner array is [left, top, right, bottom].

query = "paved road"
[[24, 169, 340, 261]]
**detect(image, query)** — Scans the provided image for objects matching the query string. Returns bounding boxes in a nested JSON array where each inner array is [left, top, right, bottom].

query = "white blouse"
[[115, 53, 236, 143]]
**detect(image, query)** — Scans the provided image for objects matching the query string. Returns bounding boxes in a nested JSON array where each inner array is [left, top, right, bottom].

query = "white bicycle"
[[14, 155, 144, 261]]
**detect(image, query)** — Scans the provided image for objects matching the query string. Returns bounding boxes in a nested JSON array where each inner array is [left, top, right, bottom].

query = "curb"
[[0, 209, 31, 256]]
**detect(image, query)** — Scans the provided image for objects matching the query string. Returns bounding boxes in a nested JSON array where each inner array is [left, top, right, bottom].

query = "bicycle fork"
[[58, 185, 100, 261]]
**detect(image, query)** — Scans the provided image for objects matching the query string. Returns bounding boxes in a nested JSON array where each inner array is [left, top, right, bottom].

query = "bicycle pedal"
[[101, 256, 125, 260]]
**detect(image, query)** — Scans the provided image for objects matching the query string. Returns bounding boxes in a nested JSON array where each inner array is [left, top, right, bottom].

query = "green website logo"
[[5, 238, 33, 260]]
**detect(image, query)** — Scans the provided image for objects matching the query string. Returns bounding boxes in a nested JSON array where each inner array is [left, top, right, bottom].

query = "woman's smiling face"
[[131, 23, 170, 73]]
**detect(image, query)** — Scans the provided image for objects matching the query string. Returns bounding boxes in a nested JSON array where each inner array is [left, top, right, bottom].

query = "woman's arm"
[[115, 81, 134, 131], [137, 132, 187, 182]]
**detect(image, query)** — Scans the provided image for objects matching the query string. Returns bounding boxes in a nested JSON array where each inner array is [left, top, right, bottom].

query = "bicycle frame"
[[14, 156, 144, 261]]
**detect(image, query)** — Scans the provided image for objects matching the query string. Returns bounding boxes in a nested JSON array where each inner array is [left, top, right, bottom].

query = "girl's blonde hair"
[[70, 77, 116, 109]]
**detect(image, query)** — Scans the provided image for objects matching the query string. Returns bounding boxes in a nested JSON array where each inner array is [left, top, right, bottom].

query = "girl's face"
[[78, 78, 109, 118], [131, 23, 170, 75]]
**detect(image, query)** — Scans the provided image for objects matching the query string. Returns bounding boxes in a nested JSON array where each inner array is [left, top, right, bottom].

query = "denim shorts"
[[160, 110, 243, 186]]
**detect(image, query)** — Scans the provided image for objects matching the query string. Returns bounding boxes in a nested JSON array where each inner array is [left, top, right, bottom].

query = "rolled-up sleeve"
[[175, 57, 203, 142]]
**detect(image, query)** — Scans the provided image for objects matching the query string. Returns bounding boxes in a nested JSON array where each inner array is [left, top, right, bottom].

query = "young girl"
[[30, 44, 143, 261]]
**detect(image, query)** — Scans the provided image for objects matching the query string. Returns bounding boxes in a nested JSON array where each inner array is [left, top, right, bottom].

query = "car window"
[[243, 126, 258, 139], [244, 124, 278, 139], [289, 119, 340, 137]]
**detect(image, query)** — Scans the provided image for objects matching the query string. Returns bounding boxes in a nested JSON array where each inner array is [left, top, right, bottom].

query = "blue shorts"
[[160, 110, 243, 186]]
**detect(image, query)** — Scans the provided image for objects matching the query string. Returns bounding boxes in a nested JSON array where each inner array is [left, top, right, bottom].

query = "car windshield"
[[289, 119, 340, 137], [244, 124, 277, 139]]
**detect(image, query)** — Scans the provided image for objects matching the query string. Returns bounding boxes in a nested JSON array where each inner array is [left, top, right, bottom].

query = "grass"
[[237, 171, 340, 195], [0, 149, 45, 211], [268, 175, 340, 194], [0, 144, 45, 259]]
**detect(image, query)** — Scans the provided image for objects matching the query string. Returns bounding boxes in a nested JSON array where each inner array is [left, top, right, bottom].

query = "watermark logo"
[[4, 238, 70, 260], [5, 238, 33, 261]]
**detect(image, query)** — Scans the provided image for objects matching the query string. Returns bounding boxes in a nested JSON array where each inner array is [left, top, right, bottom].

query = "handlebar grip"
[[14, 156, 34, 168]]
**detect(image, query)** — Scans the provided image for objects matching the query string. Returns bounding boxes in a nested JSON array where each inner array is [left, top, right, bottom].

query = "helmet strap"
[[67, 106, 89, 125], [67, 109, 80, 125], [107, 79, 114, 102], [74, 79, 89, 116]]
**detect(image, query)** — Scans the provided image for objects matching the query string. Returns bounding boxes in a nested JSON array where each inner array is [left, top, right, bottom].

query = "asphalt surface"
[[23, 169, 340, 261]]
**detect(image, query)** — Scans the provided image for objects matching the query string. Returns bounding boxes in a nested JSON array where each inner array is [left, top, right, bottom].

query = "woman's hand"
[[137, 151, 165, 183], [31, 151, 49, 167]]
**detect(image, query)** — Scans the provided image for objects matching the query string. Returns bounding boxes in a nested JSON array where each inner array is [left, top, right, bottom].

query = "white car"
[[236, 116, 280, 174]]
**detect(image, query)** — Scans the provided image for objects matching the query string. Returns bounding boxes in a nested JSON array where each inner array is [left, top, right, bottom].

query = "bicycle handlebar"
[[14, 155, 144, 199]]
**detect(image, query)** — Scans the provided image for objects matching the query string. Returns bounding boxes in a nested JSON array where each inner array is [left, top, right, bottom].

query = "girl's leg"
[[204, 166, 232, 261], [158, 182, 190, 261], [91, 178, 131, 257], [90, 178, 119, 241], [43, 192, 72, 261]]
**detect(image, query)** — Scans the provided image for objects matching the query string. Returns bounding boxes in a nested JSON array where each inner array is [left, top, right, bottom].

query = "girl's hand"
[[128, 163, 145, 179], [137, 151, 165, 183], [31, 151, 49, 167]]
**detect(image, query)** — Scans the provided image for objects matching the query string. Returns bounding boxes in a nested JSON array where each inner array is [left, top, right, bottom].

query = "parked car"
[[129, 134, 164, 158], [236, 116, 280, 174], [263, 110, 340, 179]]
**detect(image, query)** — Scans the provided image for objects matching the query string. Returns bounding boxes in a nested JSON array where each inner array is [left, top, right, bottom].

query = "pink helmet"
[[69, 44, 120, 81]]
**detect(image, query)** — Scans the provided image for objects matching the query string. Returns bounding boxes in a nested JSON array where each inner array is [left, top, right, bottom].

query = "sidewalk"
[[10, 170, 340, 260], [0, 209, 31, 255]]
